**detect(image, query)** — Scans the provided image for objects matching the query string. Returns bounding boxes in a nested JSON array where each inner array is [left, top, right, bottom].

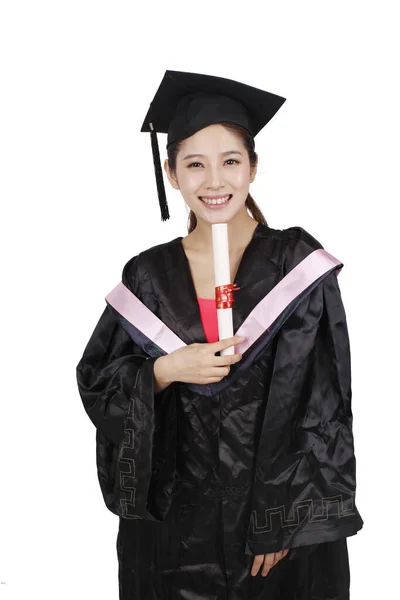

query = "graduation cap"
[[141, 70, 286, 221]]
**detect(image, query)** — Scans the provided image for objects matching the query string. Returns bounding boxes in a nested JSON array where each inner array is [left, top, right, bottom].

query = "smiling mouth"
[[199, 194, 232, 205]]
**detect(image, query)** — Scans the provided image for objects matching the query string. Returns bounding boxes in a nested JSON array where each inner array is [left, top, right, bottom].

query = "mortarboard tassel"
[[149, 122, 170, 221]]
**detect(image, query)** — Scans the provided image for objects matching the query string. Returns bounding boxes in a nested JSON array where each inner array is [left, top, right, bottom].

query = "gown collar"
[[161, 222, 279, 347]]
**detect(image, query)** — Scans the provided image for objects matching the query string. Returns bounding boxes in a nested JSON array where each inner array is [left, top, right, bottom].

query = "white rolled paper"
[[211, 223, 235, 356]]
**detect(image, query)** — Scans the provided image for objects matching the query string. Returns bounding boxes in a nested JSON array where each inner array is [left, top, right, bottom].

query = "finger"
[[203, 376, 229, 384], [208, 365, 231, 378], [251, 555, 264, 577], [262, 550, 289, 577], [261, 553, 276, 577], [264, 553, 276, 568], [212, 352, 243, 366], [210, 335, 245, 353]]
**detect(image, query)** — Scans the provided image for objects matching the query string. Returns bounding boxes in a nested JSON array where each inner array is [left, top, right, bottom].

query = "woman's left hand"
[[251, 549, 290, 576]]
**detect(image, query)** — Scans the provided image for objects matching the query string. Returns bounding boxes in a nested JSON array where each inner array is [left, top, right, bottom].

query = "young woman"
[[76, 70, 363, 600]]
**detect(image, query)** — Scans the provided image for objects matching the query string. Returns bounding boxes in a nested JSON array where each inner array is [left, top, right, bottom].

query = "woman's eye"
[[188, 159, 238, 168]]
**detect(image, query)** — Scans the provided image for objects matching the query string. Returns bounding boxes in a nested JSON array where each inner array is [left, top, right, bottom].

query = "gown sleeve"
[[245, 234, 363, 556], [76, 303, 150, 447], [76, 255, 177, 521]]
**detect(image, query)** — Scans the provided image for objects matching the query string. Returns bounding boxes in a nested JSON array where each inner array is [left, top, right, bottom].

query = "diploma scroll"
[[211, 223, 240, 357]]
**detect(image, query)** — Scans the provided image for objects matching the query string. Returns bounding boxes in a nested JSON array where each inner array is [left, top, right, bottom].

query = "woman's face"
[[164, 123, 257, 224]]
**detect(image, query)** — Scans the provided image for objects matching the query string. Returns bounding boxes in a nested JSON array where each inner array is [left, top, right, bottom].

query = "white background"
[[0, 1, 398, 598]]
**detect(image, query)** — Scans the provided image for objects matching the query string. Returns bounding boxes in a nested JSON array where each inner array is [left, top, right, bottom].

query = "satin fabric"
[[76, 223, 363, 599], [197, 296, 219, 343]]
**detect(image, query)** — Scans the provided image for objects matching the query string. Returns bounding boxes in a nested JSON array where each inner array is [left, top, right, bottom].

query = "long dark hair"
[[166, 121, 268, 233]]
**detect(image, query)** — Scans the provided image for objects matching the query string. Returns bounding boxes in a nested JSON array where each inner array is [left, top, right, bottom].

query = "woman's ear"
[[249, 153, 258, 183], [164, 159, 180, 190]]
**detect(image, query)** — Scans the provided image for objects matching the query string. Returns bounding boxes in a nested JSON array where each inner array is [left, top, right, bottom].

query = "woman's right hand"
[[155, 335, 245, 386]]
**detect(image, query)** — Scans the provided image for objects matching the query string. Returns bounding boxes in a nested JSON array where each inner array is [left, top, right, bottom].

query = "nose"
[[205, 163, 225, 190]]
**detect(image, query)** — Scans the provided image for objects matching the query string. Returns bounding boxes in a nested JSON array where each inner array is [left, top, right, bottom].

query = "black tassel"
[[149, 122, 170, 221]]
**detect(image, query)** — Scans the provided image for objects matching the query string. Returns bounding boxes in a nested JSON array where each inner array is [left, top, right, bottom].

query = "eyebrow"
[[182, 150, 243, 160]]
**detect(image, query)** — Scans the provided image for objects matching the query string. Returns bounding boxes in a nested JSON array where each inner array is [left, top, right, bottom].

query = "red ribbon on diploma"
[[215, 283, 241, 309]]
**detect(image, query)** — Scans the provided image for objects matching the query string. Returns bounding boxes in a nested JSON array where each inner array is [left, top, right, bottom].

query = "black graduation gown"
[[76, 223, 363, 600]]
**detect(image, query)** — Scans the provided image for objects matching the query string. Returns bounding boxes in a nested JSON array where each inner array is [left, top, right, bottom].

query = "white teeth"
[[201, 195, 231, 205]]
